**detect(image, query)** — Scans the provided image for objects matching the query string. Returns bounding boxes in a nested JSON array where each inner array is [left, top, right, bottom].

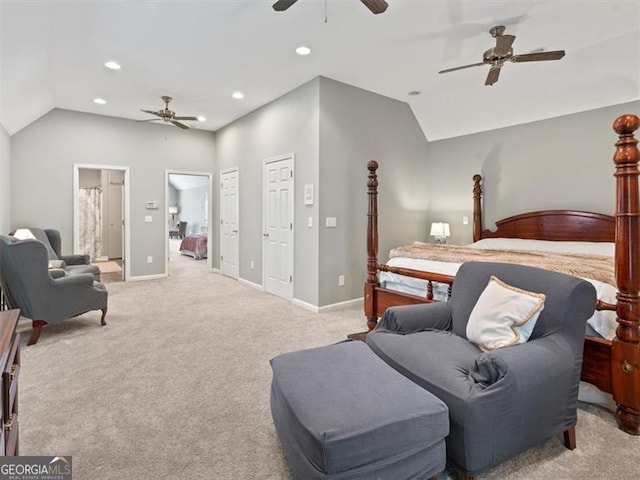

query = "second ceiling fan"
[[438, 25, 566, 86], [273, 0, 388, 15]]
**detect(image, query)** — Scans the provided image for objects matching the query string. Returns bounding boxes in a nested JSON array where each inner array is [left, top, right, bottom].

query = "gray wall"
[[426, 100, 640, 245], [179, 185, 207, 235], [0, 123, 10, 234], [215, 78, 320, 305], [10, 108, 215, 277], [318, 78, 430, 305]]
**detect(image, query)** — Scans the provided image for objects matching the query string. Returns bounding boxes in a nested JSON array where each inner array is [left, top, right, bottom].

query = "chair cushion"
[[466, 275, 545, 351], [270, 341, 449, 479]]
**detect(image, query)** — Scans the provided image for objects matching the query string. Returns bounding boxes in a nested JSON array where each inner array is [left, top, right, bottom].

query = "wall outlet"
[[462, 216, 469, 225], [144, 215, 152, 223], [250, 260, 255, 270], [338, 275, 345, 286], [147, 256, 153, 264]]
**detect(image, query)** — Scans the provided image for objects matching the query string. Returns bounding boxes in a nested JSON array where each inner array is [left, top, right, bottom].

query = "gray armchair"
[[0, 235, 108, 345], [367, 262, 597, 479], [13, 228, 101, 281]]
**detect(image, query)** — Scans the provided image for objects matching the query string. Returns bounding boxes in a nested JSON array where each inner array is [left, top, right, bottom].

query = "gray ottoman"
[[270, 341, 449, 480]]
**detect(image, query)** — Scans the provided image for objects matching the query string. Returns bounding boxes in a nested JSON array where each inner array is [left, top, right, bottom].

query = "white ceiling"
[[1, 1, 638, 140]]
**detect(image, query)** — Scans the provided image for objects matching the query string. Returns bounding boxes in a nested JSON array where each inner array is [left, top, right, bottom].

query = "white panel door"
[[220, 169, 239, 279], [263, 156, 293, 299]]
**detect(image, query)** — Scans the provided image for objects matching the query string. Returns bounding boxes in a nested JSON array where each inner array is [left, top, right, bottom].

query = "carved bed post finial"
[[365, 160, 380, 330], [611, 114, 640, 435], [472, 175, 483, 242]]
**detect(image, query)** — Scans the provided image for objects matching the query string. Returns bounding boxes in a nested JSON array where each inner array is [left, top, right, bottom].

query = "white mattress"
[[380, 238, 618, 340]]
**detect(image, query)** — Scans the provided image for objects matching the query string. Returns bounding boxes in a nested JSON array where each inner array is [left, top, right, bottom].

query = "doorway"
[[73, 164, 130, 281], [165, 170, 212, 276], [263, 154, 294, 300], [220, 168, 239, 279]]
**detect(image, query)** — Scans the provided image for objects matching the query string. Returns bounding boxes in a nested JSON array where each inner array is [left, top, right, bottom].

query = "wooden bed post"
[[472, 174, 482, 242], [365, 160, 380, 330], [611, 114, 640, 435]]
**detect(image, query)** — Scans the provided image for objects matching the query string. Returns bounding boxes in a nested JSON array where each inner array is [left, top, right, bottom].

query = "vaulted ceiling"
[[1, 1, 638, 140]]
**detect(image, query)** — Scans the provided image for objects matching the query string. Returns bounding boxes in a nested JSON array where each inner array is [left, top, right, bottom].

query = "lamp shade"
[[430, 222, 450, 238], [13, 228, 36, 240], [168, 206, 179, 215]]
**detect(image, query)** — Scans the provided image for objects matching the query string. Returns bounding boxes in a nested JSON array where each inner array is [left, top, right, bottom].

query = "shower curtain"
[[79, 186, 102, 260]]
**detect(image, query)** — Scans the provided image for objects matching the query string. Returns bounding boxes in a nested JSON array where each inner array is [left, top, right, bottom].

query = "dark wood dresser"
[[0, 309, 20, 456]]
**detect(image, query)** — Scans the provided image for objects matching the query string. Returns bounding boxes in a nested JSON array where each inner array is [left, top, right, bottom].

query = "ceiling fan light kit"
[[138, 96, 199, 130], [438, 25, 566, 86]]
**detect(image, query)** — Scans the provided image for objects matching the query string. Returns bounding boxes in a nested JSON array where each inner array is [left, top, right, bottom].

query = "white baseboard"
[[292, 297, 363, 314], [127, 273, 167, 282], [238, 277, 263, 291], [291, 298, 319, 313], [318, 297, 363, 313], [211, 268, 221, 274]]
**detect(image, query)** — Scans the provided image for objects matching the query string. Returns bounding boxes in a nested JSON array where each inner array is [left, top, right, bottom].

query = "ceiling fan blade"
[[140, 109, 161, 116], [173, 116, 199, 121], [511, 50, 565, 62], [438, 62, 486, 74], [485, 65, 502, 86], [361, 0, 388, 14], [171, 120, 190, 130], [136, 118, 161, 123], [273, 0, 298, 11], [494, 34, 516, 56]]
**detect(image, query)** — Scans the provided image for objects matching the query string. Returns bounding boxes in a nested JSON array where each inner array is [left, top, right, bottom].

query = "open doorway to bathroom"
[[73, 164, 130, 282], [165, 171, 212, 276]]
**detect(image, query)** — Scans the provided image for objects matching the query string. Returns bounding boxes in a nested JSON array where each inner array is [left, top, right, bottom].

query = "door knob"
[[263, 233, 269, 237]]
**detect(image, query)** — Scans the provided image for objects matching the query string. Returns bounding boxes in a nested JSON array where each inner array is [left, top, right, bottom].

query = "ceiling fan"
[[438, 25, 565, 86], [273, 0, 388, 15], [138, 96, 198, 129]]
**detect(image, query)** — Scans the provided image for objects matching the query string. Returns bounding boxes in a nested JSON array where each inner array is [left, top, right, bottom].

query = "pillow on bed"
[[466, 276, 546, 351]]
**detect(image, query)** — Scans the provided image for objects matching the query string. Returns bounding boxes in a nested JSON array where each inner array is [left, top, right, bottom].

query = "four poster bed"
[[363, 114, 640, 435]]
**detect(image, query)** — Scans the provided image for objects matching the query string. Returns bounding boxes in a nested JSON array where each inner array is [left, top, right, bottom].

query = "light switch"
[[308, 217, 313, 228], [144, 215, 152, 223], [326, 217, 337, 228]]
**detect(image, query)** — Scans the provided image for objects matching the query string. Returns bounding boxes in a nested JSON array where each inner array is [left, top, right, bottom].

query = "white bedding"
[[380, 238, 618, 340]]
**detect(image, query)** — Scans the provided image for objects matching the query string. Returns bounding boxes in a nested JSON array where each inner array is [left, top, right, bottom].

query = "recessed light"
[[232, 91, 245, 100], [104, 61, 121, 70], [295, 46, 311, 56], [197, 116, 207, 122], [93, 97, 106, 105]]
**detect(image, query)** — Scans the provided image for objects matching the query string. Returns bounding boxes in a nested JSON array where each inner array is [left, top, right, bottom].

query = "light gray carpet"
[[18, 251, 639, 479]]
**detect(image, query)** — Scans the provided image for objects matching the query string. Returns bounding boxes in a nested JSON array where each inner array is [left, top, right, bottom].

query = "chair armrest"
[[60, 254, 90, 265], [376, 302, 452, 334], [52, 273, 95, 287], [471, 335, 575, 390], [48, 268, 67, 279]]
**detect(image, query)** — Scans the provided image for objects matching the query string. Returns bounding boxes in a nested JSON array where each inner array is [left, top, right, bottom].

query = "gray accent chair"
[[367, 262, 597, 479], [16, 228, 101, 281], [0, 235, 108, 345]]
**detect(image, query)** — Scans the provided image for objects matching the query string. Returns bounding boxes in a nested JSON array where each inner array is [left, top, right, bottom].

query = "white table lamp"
[[430, 222, 450, 244]]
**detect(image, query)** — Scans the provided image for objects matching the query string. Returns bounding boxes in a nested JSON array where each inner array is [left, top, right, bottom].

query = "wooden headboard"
[[471, 178, 615, 243]]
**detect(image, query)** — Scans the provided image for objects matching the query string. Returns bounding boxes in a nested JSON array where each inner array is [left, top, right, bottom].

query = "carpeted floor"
[[18, 252, 639, 479]]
